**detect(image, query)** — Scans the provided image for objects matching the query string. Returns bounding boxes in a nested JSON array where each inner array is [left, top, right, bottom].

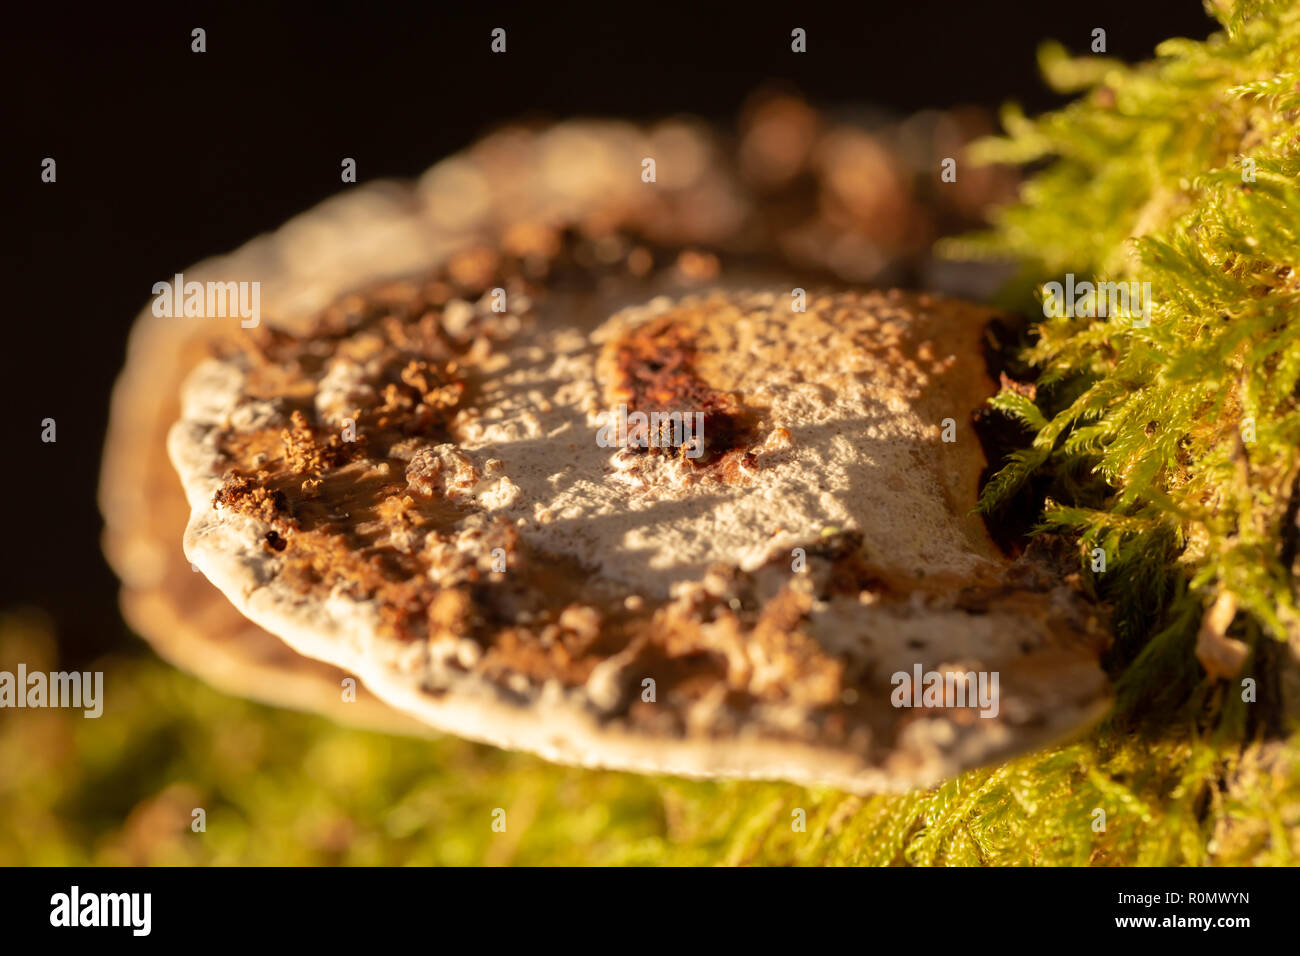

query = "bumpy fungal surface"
[[168, 235, 1109, 791], [101, 107, 1014, 738]]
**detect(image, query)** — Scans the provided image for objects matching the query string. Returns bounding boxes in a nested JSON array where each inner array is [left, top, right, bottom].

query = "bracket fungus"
[[103, 106, 1102, 793]]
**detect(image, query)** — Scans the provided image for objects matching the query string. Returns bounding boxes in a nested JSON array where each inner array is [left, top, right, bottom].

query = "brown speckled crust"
[[607, 314, 759, 470], [198, 244, 718, 702]]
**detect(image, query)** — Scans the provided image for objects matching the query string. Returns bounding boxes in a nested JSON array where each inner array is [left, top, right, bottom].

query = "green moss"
[[948, 0, 1300, 668], [941, 0, 1300, 862], [3, 609, 1297, 865]]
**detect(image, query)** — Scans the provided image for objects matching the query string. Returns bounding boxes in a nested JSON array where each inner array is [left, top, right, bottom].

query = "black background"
[[4, 2, 1213, 663]]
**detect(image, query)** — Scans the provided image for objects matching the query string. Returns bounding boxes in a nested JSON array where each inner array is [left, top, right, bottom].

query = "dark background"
[[4, 1, 1213, 664]]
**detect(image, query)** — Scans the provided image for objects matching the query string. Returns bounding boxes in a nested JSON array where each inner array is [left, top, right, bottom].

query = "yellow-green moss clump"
[[943, 0, 1300, 862], [3, 608, 1297, 866]]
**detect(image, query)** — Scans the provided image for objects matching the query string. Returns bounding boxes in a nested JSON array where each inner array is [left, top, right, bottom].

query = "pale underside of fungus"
[[102, 106, 1104, 793]]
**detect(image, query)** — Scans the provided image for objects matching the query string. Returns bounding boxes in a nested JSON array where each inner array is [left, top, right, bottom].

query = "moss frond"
[[951, 0, 1300, 666]]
